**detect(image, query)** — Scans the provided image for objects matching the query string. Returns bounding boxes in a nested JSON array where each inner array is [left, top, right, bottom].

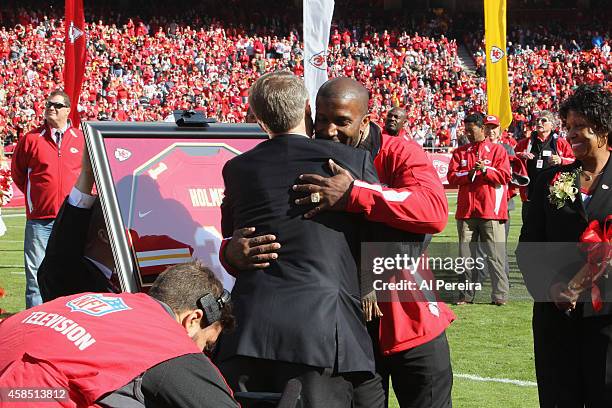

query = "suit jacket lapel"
[[585, 156, 612, 220]]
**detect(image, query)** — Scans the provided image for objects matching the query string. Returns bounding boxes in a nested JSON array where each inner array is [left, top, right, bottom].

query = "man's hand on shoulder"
[[225, 227, 281, 270], [292, 159, 354, 219]]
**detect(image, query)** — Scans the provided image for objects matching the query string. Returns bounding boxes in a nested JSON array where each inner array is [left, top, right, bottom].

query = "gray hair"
[[248, 71, 308, 134], [537, 110, 557, 126]]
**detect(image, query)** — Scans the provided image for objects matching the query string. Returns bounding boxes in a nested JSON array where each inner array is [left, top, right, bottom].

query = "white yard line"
[[455, 373, 537, 387], [2, 213, 26, 218]]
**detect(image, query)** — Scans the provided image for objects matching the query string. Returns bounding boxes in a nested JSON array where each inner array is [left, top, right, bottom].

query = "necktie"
[[109, 270, 121, 293], [55, 131, 63, 148]]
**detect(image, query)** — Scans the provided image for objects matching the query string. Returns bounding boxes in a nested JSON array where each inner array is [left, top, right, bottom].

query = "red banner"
[[64, 0, 86, 127]]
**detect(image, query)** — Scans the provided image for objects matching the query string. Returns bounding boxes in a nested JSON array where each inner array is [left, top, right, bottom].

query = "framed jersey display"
[[83, 119, 267, 293]]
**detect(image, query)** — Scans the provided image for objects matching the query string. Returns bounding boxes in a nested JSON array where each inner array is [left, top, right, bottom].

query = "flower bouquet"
[[548, 170, 578, 209]]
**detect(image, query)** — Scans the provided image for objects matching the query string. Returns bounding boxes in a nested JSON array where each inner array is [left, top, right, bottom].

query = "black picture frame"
[[82, 121, 267, 293]]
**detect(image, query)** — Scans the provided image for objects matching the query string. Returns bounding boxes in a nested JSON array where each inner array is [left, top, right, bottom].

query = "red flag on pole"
[[64, 0, 86, 127]]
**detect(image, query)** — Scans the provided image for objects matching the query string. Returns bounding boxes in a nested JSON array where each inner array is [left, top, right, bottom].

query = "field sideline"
[[0, 194, 539, 407]]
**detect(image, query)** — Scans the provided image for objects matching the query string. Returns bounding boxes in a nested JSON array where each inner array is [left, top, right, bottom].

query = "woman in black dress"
[[517, 84, 612, 407]]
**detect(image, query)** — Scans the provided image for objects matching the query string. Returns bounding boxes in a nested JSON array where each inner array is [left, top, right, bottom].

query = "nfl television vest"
[[0, 293, 201, 407]]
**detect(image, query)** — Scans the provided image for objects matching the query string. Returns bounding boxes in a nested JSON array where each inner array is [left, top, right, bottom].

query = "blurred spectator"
[[515, 110, 575, 222], [382, 107, 407, 138]]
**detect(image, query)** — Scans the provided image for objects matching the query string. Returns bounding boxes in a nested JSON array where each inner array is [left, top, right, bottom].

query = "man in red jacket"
[[382, 107, 407, 138], [222, 78, 454, 408], [0, 262, 238, 408], [447, 113, 511, 305], [11, 90, 83, 308]]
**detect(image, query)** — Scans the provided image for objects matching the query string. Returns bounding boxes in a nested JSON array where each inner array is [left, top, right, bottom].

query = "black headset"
[[197, 289, 231, 327]]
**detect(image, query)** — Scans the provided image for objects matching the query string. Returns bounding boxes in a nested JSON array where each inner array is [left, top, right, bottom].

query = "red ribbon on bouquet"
[[579, 215, 612, 312]]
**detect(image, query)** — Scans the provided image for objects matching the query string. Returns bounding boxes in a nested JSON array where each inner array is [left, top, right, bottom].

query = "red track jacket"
[[347, 131, 455, 354], [347, 132, 448, 234], [447, 140, 511, 221], [11, 124, 83, 220]]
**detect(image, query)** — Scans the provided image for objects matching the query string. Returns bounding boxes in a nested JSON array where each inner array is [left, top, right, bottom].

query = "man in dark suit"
[[216, 72, 384, 407], [38, 148, 116, 301]]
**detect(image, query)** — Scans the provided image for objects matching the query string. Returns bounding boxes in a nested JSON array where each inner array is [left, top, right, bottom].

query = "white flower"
[[548, 171, 578, 209]]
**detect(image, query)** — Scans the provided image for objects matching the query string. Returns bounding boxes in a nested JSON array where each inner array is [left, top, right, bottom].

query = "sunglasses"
[[45, 101, 69, 110], [535, 117, 551, 123]]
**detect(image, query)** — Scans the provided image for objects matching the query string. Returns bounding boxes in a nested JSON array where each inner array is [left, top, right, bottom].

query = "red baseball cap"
[[484, 114, 500, 126]]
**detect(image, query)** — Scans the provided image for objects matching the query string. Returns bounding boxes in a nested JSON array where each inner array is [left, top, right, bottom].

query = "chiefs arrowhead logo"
[[114, 148, 132, 162], [68, 21, 84, 44], [490, 46, 505, 63], [308, 51, 328, 71], [432, 159, 449, 178]]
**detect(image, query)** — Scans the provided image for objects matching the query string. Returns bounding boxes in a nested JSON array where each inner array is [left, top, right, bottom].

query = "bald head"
[[384, 107, 407, 136], [317, 77, 369, 116], [314, 78, 371, 147]]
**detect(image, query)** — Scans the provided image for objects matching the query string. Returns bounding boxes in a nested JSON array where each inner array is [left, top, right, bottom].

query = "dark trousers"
[[218, 356, 383, 408], [532, 302, 612, 408], [354, 320, 453, 408], [521, 200, 531, 224]]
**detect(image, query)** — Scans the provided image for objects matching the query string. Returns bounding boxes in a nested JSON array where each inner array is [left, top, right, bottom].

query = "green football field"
[[0, 195, 539, 407]]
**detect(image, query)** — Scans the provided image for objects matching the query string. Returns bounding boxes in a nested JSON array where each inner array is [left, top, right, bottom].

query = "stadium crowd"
[[1, 0, 611, 406], [0, 2, 610, 151], [465, 19, 610, 139]]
